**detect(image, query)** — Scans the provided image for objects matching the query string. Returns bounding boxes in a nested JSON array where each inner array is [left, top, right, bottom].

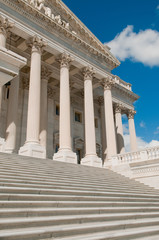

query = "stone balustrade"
[[110, 145, 159, 166]]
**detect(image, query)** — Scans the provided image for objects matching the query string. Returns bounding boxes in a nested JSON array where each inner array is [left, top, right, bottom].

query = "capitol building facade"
[[0, 0, 139, 167]]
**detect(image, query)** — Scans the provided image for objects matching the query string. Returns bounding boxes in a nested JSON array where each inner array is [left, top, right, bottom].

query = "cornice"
[[1, 0, 120, 69]]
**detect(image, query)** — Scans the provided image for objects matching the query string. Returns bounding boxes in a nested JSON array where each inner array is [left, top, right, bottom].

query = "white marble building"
[[0, 0, 140, 167]]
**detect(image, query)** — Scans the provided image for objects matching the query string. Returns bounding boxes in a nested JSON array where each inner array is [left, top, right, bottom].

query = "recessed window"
[[95, 118, 98, 128], [75, 112, 82, 123], [56, 105, 60, 116]]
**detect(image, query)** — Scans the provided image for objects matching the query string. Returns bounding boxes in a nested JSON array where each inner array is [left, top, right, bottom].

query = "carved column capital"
[[47, 86, 55, 99], [100, 76, 115, 90], [83, 66, 95, 81], [114, 103, 123, 114], [127, 109, 136, 119], [58, 52, 73, 69], [41, 66, 52, 81], [98, 96, 104, 106], [0, 16, 13, 36], [22, 77, 29, 90], [27, 35, 47, 54]]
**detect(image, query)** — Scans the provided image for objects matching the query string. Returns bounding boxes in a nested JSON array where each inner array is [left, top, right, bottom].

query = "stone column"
[[39, 67, 51, 157], [115, 103, 125, 154], [128, 109, 138, 152], [19, 36, 46, 158], [0, 16, 13, 48], [53, 53, 77, 163], [98, 96, 107, 161], [101, 77, 117, 160], [0, 17, 13, 150], [4, 76, 19, 153], [81, 66, 102, 167]]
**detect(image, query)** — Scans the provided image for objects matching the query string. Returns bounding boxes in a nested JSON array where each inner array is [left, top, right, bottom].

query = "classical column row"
[[0, 31, 138, 164]]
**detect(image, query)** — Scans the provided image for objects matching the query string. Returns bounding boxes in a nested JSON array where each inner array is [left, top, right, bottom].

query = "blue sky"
[[63, 0, 159, 150]]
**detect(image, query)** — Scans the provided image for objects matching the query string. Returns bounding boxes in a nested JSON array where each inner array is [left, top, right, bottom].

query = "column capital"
[[114, 103, 123, 114], [47, 86, 55, 99], [98, 96, 104, 106], [83, 66, 95, 81], [0, 16, 13, 37], [100, 76, 115, 90], [127, 109, 136, 119], [27, 35, 47, 54], [41, 66, 52, 82], [58, 52, 73, 69], [22, 77, 29, 90]]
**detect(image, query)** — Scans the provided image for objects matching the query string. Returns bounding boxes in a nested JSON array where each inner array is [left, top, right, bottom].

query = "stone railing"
[[111, 145, 159, 166]]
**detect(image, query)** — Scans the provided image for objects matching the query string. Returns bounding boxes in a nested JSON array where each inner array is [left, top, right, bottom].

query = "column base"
[[53, 149, 77, 164], [81, 154, 102, 168], [18, 143, 46, 159]]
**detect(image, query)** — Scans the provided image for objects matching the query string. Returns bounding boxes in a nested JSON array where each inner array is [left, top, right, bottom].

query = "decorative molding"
[[127, 109, 136, 119], [58, 52, 73, 69], [83, 66, 95, 81], [22, 77, 29, 90], [41, 65, 52, 81], [27, 35, 47, 54], [47, 85, 55, 99], [100, 76, 115, 90], [1, 0, 119, 68], [114, 103, 124, 114], [98, 96, 104, 106], [0, 15, 14, 37]]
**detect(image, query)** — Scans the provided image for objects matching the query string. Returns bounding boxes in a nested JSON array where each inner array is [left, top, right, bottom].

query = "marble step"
[[1, 206, 159, 218], [1, 200, 159, 208], [0, 172, 157, 195], [0, 180, 156, 195], [1, 186, 159, 199], [1, 219, 159, 240], [0, 172, 153, 191]]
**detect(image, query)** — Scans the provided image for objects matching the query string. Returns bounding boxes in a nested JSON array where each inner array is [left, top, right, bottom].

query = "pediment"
[[16, 0, 120, 68]]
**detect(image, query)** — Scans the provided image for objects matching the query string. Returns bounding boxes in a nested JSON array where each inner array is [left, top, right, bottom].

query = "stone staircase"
[[0, 153, 159, 239]]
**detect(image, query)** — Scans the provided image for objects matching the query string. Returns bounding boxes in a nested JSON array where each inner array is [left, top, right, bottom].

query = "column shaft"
[[26, 48, 41, 143], [59, 65, 71, 150], [5, 77, 19, 152], [53, 53, 77, 163], [128, 110, 137, 151], [81, 66, 102, 167], [19, 36, 46, 158], [39, 79, 48, 148], [84, 78, 96, 155], [103, 78, 117, 159], [115, 105, 125, 154]]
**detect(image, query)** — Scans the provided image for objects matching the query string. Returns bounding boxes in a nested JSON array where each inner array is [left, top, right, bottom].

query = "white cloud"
[[140, 121, 146, 128], [157, 5, 159, 9], [154, 126, 159, 134], [122, 123, 159, 152], [106, 25, 159, 67]]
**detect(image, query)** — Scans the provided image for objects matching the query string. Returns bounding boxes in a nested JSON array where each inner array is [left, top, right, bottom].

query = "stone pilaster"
[[101, 77, 117, 161], [53, 53, 77, 163], [114, 103, 125, 154], [19, 36, 47, 158], [81, 66, 102, 167], [128, 109, 138, 152]]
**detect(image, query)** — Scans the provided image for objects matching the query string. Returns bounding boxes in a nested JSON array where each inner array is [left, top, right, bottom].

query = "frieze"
[[1, 0, 119, 68]]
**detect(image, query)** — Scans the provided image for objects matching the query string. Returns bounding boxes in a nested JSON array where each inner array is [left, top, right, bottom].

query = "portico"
[[0, 0, 139, 167]]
